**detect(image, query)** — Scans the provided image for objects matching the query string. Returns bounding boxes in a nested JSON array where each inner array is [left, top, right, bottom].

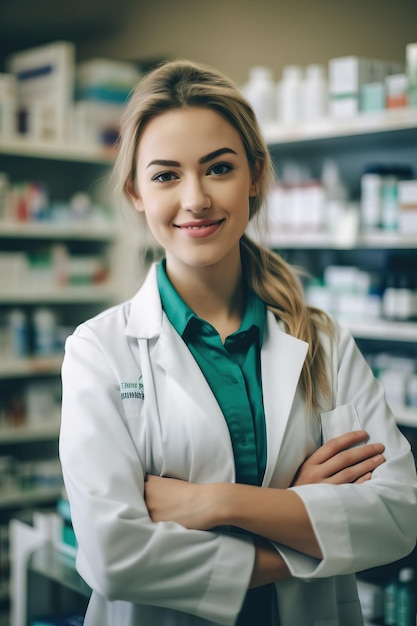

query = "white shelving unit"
[[0, 355, 62, 379], [0, 137, 118, 623], [0, 421, 60, 444], [262, 107, 417, 145], [340, 318, 417, 343], [263, 109, 417, 431], [0, 220, 116, 240], [0, 137, 114, 164], [268, 230, 417, 250], [0, 284, 117, 304]]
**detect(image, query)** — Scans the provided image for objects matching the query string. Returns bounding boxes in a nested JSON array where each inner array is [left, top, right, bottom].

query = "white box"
[[7, 40, 75, 141], [329, 57, 379, 96], [77, 58, 140, 88]]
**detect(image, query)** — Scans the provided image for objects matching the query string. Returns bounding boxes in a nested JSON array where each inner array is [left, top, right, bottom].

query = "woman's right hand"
[[292, 430, 385, 487]]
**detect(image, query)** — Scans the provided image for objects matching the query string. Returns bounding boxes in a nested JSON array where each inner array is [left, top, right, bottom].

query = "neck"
[[165, 253, 245, 337]]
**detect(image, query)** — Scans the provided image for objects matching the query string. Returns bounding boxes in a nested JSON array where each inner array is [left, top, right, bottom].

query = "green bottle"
[[396, 568, 416, 626], [384, 576, 398, 626]]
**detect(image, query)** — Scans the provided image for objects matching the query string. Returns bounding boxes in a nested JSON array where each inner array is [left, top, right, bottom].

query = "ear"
[[249, 179, 258, 198], [126, 180, 145, 213], [249, 160, 263, 197]]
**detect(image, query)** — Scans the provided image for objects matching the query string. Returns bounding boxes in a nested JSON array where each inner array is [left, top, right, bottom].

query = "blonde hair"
[[113, 59, 333, 414]]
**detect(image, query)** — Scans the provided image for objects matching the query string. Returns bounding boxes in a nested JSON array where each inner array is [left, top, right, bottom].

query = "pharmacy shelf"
[[340, 318, 417, 342], [0, 137, 115, 164], [0, 421, 60, 444], [262, 107, 417, 145], [0, 486, 62, 510], [0, 220, 116, 241], [268, 230, 417, 250], [0, 284, 116, 304], [0, 356, 63, 379], [28, 544, 91, 598]]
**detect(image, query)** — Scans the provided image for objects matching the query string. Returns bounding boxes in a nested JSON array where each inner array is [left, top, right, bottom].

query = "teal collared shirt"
[[157, 260, 267, 486]]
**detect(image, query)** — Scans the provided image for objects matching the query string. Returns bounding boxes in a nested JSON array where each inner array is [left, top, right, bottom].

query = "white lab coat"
[[60, 264, 417, 626]]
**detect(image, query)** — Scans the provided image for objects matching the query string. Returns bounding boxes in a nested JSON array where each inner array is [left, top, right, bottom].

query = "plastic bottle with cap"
[[277, 65, 303, 125], [32, 307, 57, 357], [396, 567, 416, 626], [302, 64, 328, 121], [241, 66, 275, 126]]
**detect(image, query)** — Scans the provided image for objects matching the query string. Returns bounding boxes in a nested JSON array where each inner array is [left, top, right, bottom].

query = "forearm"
[[249, 538, 291, 588], [214, 483, 322, 559]]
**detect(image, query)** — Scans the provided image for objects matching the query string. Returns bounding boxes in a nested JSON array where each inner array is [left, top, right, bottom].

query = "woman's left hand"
[[144, 474, 223, 530]]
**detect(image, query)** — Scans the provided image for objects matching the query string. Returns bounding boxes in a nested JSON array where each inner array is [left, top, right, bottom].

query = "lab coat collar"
[[125, 264, 164, 339]]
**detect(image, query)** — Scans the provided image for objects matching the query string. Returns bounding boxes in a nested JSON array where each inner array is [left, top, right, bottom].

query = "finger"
[[354, 472, 373, 484], [327, 454, 385, 484], [322, 442, 385, 476], [309, 430, 369, 465]]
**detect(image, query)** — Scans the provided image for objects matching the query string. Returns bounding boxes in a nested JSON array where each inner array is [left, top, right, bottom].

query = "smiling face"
[[128, 107, 257, 281]]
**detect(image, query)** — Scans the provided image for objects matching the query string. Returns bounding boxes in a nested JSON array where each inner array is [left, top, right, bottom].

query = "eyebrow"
[[146, 147, 238, 169]]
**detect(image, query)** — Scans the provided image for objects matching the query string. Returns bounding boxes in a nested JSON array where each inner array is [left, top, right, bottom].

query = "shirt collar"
[[157, 259, 266, 343]]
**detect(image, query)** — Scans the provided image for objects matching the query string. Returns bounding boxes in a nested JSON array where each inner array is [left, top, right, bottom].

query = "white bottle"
[[242, 66, 275, 126], [321, 160, 348, 233], [361, 169, 383, 230], [32, 307, 57, 357], [277, 65, 303, 125], [302, 64, 328, 121]]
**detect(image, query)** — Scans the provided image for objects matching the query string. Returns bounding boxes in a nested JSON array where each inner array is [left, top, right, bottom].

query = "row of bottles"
[[0, 173, 112, 227], [2, 307, 66, 360], [241, 44, 416, 126], [241, 64, 328, 125], [266, 159, 416, 239]]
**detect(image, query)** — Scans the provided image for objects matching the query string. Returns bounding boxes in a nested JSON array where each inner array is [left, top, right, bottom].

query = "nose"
[[181, 175, 211, 213]]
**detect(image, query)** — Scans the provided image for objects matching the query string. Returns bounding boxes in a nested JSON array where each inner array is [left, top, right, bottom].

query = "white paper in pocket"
[[320, 403, 364, 446]]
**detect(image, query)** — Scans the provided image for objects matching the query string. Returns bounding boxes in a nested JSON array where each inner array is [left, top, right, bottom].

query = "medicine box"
[[328, 56, 403, 118], [398, 179, 417, 233], [7, 40, 75, 141]]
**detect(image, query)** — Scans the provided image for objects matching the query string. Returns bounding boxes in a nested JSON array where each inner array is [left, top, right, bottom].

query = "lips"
[[174, 219, 225, 238]]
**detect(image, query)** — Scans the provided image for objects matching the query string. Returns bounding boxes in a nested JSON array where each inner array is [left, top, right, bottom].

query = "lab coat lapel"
[[151, 322, 236, 480], [153, 321, 232, 436], [127, 267, 234, 476], [261, 311, 308, 486]]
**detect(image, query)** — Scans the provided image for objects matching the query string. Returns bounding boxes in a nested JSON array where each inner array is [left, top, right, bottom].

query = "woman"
[[59, 59, 417, 626]]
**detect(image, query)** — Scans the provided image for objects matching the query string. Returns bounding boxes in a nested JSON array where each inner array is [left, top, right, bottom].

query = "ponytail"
[[241, 234, 333, 415]]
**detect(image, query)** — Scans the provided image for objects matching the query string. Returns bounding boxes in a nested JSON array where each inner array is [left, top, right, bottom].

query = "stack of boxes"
[[328, 56, 404, 117], [0, 41, 140, 147], [72, 58, 140, 148]]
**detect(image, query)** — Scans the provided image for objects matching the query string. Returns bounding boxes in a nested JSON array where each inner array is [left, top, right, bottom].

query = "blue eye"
[[152, 172, 177, 183], [209, 163, 232, 176]]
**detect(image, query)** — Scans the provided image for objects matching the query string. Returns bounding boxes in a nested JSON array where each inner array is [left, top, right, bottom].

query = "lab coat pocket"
[[320, 403, 363, 444]]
